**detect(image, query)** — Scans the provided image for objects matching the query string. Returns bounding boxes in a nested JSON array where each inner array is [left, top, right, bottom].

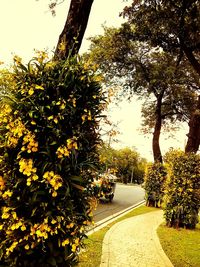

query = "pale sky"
[[0, 0, 188, 161]]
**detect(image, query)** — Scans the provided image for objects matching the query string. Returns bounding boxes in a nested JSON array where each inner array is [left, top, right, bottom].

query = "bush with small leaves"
[[0, 53, 105, 266], [144, 162, 167, 207], [163, 149, 200, 229]]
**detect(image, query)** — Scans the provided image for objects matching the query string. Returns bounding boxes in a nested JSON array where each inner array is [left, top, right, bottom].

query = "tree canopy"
[[121, 0, 200, 75], [85, 26, 199, 161]]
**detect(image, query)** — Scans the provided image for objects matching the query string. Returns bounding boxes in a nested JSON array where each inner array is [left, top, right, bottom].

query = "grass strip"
[[157, 220, 200, 267]]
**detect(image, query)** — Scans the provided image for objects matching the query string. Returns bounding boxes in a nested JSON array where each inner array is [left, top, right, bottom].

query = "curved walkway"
[[100, 210, 173, 267]]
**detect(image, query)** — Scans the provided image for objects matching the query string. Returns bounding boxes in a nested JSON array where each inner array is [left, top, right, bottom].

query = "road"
[[93, 183, 145, 222]]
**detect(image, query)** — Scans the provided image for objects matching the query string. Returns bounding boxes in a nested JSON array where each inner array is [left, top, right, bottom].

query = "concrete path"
[[100, 210, 173, 267]]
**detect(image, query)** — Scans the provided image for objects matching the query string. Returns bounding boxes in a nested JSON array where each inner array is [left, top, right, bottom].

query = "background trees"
[[121, 0, 200, 153], [98, 143, 146, 184], [85, 27, 198, 162]]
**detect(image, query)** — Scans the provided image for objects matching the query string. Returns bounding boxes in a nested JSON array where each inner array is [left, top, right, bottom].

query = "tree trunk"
[[185, 95, 200, 154], [54, 0, 94, 60], [182, 44, 200, 77], [152, 95, 163, 163]]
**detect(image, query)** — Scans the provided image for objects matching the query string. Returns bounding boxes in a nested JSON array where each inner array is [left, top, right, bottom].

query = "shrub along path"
[[100, 210, 173, 267]]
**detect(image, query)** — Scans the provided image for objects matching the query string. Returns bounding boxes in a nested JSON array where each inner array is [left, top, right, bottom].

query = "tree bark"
[[152, 94, 163, 163], [54, 0, 94, 60], [185, 95, 200, 154], [182, 44, 200, 77]]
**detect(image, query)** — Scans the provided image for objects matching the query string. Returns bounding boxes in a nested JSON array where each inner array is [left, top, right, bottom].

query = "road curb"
[[88, 200, 145, 235]]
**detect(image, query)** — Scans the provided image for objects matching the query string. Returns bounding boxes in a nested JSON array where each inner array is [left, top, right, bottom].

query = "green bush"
[[0, 53, 105, 266], [163, 149, 200, 229], [144, 162, 167, 207]]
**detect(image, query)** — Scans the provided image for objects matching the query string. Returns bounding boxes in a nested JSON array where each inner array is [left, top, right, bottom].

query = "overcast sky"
[[0, 0, 188, 161]]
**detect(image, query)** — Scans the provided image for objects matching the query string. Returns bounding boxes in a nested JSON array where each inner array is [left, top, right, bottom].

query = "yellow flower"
[[52, 191, 57, 197], [61, 238, 69, 247], [48, 115, 53, 120], [56, 145, 70, 158], [26, 178, 31, 186], [2, 190, 13, 199], [35, 85, 44, 90], [24, 244, 29, 250], [71, 244, 77, 252], [19, 158, 34, 176], [53, 117, 58, 124], [21, 225, 26, 231], [58, 40, 66, 52], [51, 219, 57, 224], [43, 171, 63, 193], [1, 213, 10, 219], [28, 87, 34, 95], [0, 176, 5, 190]]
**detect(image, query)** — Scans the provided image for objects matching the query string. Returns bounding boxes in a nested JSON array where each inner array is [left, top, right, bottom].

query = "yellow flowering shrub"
[[163, 149, 200, 229], [143, 162, 167, 207], [0, 54, 105, 266]]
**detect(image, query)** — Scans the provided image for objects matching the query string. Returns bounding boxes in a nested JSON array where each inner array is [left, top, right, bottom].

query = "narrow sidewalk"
[[100, 210, 173, 267]]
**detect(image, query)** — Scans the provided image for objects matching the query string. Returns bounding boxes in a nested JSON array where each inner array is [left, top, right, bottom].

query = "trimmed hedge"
[[144, 162, 167, 207], [163, 150, 200, 229]]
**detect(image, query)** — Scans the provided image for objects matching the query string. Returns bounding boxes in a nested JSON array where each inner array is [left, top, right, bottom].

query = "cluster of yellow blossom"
[[21, 131, 38, 153], [34, 50, 49, 64], [56, 98, 66, 110], [19, 158, 38, 186], [56, 145, 70, 158], [20, 83, 44, 96], [43, 171, 63, 197], [0, 104, 12, 125], [6, 241, 18, 256], [2, 190, 13, 200], [68, 95, 76, 108], [71, 238, 80, 252], [28, 84, 44, 96], [81, 109, 92, 122], [56, 137, 78, 159], [0, 209, 28, 256], [6, 118, 26, 147], [47, 115, 59, 124], [0, 175, 5, 191], [0, 174, 12, 199], [1, 207, 11, 220]]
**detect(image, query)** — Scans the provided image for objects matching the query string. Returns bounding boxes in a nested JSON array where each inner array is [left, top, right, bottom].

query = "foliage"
[[144, 162, 167, 207], [98, 144, 146, 184], [163, 149, 200, 229], [86, 26, 198, 162], [121, 0, 200, 74], [0, 52, 105, 266]]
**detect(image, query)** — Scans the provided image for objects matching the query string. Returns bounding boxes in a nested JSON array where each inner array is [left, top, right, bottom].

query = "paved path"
[[100, 210, 173, 267]]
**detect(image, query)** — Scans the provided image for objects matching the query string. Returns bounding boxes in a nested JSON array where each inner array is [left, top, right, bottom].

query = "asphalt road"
[[93, 183, 145, 223]]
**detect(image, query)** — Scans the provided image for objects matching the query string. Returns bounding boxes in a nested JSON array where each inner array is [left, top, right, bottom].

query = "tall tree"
[[185, 95, 200, 153], [121, 0, 200, 153], [85, 27, 198, 162], [52, 0, 94, 59]]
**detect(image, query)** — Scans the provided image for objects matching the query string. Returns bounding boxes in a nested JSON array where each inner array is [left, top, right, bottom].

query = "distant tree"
[[98, 144, 146, 184], [115, 147, 146, 184]]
